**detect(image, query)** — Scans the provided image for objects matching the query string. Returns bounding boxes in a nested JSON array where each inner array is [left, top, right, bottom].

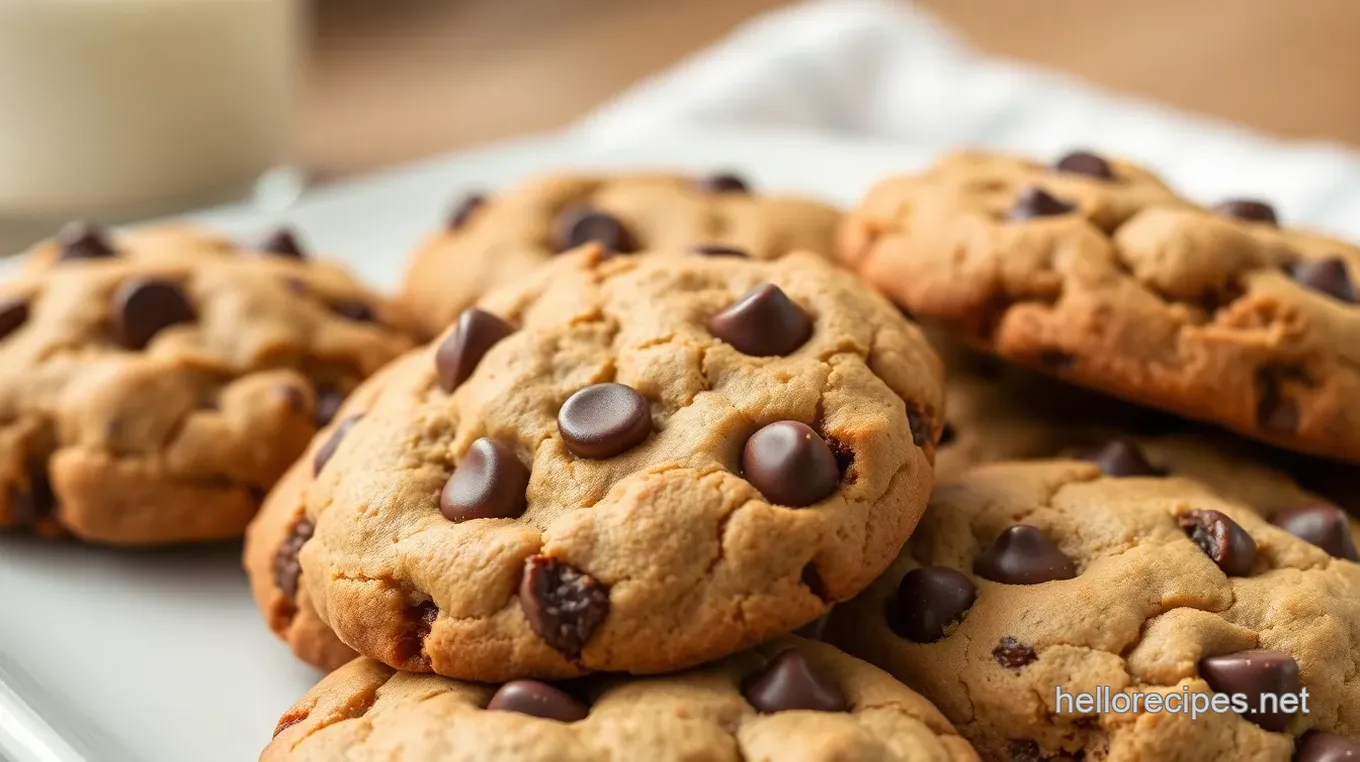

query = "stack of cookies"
[[7, 157, 1356, 761], [244, 161, 1358, 762]]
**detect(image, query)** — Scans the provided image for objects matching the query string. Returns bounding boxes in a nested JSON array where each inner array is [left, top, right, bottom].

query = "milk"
[[0, 0, 299, 247]]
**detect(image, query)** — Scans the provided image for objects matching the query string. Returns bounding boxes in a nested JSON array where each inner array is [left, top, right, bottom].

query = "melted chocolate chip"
[[331, 300, 375, 323], [907, 410, 932, 447], [708, 284, 812, 357], [1289, 257, 1357, 304], [689, 243, 748, 258], [974, 526, 1076, 585], [742, 421, 840, 507], [259, 227, 306, 259], [0, 297, 29, 341], [313, 384, 346, 427], [393, 600, 439, 665], [273, 518, 314, 598], [1054, 151, 1114, 180], [435, 308, 516, 393], [887, 566, 976, 643], [695, 172, 750, 194], [1010, 187, 1076, 221], [447, 193, 487, 231], [742, 650, 848, 713], [553, 207, 637, 254], [1079, 438, 1163, 477], [487, 680, 588, 722], [1179, 510, 1256, 576], [440, 438, 530, 522], [1272, 504, 1359, 560], [993, 636, 1038, 669], [1293, 732, 1360, 762], [1214, 199, 1278, 226], [557, 383, 652, 459], [313, 415, 361, 475], [939, 422, 957, 446], [57, 221, 116, 261], [1199, 649, 1300, 731], [110, 278, 195, 350], [520, 556, 609, 656], [1257, 371, 1300, 435]]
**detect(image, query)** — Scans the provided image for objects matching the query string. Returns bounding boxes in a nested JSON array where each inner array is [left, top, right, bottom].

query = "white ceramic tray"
[[3, 124, 1358, 762], [0, 127, 939, 762]]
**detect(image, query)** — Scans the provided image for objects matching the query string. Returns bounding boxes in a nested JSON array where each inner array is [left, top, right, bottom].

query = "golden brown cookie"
[[0, 222, 414, 544], [840, 150, 1360, 463], [261, 637, 978, 762], [287, 245, 942, 680], [398, 172, 841, 338], [828, 441, 1360, 762]]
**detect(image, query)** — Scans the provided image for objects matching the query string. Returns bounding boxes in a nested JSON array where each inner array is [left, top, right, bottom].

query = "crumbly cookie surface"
[[298, 246, 943, 680], [261, 637, 978, 762], [398, 172, 841, 337], [839, 150, 1360, 462], [828, 443, 1360, 762], [0, 223, 413, 544]]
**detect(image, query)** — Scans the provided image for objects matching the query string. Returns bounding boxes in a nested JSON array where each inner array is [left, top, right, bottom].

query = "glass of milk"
[[0, 0, 301, 252]]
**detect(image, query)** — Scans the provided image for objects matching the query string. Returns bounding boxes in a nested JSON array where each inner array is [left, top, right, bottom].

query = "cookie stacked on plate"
[[250, 173, 981, 761], [826, 150, 1360, 762], [0, 222, 413, 545]]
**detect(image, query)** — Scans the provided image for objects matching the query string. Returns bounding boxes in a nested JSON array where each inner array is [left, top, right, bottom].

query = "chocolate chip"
[[696, 172, 750, 194], [110, 278, 195, 350], [0, 297, 29, 341], [331, 300, 375, 323], [907, 410, 932, 447], [690, 243, 748, 258], [447, 193, 487, 231], [57, 221, 116, 261], [313, 415, 361, 475], [1272, 504, 1359, 560], [708, 284, 812, 357], [1199, 649, 1300, 731], [440, 438, 530, 522], [1214, 199, 1278, 226], [743, 650, 847, 713], [1294, 732, 1360, 762], [1079, 438, 1163, 477], [887, 566, 976, 643], [557, 383, 651, 459], [7, 475, 54, 526], [1179, 510, 1257, 576], [520, 555, 609, 656], [993, 636, 1038, 669], [435, 308, 515, 392], [1008, 740, 1077, 762], [1257, 371, 1300, 435], [313, 384, 346, 427], [273, 518, 314, 598], [487, 680, 588, 722], [1010, 186, 1075, 221], [974, 526, 1076, 585], [742, 421, 840, 507], [258, 227, 306, 259], [553, 207, 637, 254], [393, 600, 439, 665], [1054, 151, 1114, 180], [1290, 257, 1357, 304], [939, 422, 957, 446]]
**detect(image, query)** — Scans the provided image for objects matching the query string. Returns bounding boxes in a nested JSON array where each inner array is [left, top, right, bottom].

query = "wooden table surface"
[[303, 0, 1360, 177]]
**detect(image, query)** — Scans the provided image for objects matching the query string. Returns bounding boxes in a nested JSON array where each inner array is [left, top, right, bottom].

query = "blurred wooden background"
[[304, 0, 1360, 177]]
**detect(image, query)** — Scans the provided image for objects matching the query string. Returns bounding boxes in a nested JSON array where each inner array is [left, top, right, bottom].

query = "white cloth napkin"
[[579, 0, 1360, 238]]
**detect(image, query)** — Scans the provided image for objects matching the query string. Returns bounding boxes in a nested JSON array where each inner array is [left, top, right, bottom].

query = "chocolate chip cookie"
[[839, 150, 1360, 463], [398, 172, 841, 338], [294, 245, 943, 680], [828, 442, 1360, 761], [0, 222, 413, 544], [261, 636, 978, 762]]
